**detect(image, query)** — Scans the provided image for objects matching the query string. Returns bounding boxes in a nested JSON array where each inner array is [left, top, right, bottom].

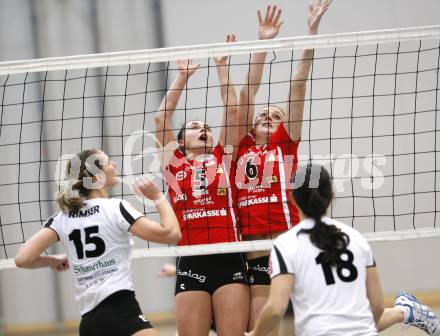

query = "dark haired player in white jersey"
[[246, 163, 440, 336], [155, 36, 249, 336], [235, 2, 331, 334], [15, 148, 181, 336]]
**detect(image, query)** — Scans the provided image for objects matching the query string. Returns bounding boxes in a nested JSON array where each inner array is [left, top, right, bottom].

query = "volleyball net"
[[1, 25, 440, 269]]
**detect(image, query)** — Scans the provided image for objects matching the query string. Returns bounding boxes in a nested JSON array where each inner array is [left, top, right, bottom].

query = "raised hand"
[[307, 0, 332, 35], [214, 33, 237, 66], [258, 5, 283, 40], [176, 59, 200, 77], [133, 176, 163, 202]]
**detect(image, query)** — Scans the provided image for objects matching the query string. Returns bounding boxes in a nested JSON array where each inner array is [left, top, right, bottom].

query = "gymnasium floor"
[[132, 306, 440, 335], [4, 306, 439, 336]]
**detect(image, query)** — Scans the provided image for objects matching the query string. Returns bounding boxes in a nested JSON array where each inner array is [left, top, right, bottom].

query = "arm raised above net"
[[214, 34, 240, 158], [155, 59, 200, 148], [286, 0, 332, 142], [239, 5, 283, 137]]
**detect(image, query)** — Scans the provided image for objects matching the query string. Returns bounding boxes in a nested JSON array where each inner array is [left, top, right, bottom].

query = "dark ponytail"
[[293, 163, 349, 266]]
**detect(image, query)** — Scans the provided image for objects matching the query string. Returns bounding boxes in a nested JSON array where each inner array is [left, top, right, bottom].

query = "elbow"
[[265, 302, 285, 320], [14, 256, 24, 268], [268, 309, 284, 322], [378, 305, 385, 318], [240, 83, 259, 98], [239, 91, 251, 115], [227, 106, 239, 120], [240, 88, 257, 107], [292, 80, 308, 89], [373, 303, 385, 318], [15, 254, 33, 269], [224, 92, 238, 109], [240, 88, 250, 101], [169, 228, 182, 244], [370, 301, 385, 324], [273, 305, 286, 319], [155, 114, 165, 126], [162, 219, 181, 244]]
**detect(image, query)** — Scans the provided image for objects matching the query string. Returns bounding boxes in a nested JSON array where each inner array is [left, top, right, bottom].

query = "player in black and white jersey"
[[15, 148, 181, 336], [246, 163, 440, 336]]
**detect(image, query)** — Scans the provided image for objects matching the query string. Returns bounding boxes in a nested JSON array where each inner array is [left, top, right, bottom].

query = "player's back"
[[272, 217, 377, 336], [44, 197, 141, 315]]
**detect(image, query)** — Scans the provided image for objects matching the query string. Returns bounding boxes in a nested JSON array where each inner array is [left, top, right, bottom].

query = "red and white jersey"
[[236, 123, 300, 236], [164, 144, 239, 245]]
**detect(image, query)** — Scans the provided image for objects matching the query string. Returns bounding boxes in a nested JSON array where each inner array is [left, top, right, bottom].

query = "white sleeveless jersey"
[[44, 198, 144, 315], [270, 217, 377, 336]]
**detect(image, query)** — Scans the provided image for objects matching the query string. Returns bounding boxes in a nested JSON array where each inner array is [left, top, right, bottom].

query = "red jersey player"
[[165, 139, 238, 246], [155, 35, 249, 336], [236, 2, 332, 335]]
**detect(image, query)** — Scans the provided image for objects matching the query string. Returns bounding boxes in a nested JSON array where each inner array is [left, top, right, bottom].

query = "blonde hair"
[[56, 149, 104, 212], [255, 105, 286, 123]]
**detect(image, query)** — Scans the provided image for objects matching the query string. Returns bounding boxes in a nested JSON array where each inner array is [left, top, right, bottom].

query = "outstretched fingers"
[[322, 0, 333, 12], [268, 5, 277, 23], [226, 33, 237, 43], [262, 5, 281, 26], [273, 8, 283, 28], [215, 33, 237, 65], [258, 5, 283, 40], [264, 5, 271, 23], [316, 0, 332, 20], [257, 9, 263, 24], [176, 59, 200, 76], [310, 0, 332, 16], [307, 0, 332, 34]]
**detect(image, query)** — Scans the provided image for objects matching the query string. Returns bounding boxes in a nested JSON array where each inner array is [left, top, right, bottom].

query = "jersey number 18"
[[315, 249, 358, 285]]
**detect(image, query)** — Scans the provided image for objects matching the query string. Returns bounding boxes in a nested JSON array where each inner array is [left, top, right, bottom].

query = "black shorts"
[[175, 253, 248, 295], [79, 290, 153, 336], [248, 255, 271, 286]]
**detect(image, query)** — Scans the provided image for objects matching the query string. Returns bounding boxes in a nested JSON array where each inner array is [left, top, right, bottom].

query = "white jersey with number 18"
[[270, 217, 377, 336], [44, 197, 144, 315]]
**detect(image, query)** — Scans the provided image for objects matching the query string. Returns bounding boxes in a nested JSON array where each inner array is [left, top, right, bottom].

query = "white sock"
[[395, 304, 411, 323]]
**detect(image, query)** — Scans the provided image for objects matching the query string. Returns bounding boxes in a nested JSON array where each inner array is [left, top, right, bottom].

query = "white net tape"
[[1, 228, 439, 270], [0, 25, 438, 75]]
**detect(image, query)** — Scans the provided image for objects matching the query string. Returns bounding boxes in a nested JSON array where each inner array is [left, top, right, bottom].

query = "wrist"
[[44, 256, 56, 267], [177, 72, 191, 80], [259, 34, 277, 41], [152, 194, 166, 206], [217, 60, 228, 65]]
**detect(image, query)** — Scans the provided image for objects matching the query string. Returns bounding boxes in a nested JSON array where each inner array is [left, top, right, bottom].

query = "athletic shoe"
[[394, 292, 440, 336]]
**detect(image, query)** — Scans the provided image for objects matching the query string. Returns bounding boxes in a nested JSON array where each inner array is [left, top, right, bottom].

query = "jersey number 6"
[[68, 226, 106, 260], [245, 157, 258, 179]]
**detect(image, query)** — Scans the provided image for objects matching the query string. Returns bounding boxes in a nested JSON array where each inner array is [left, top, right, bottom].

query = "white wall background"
[[0, 0, 439, 328]]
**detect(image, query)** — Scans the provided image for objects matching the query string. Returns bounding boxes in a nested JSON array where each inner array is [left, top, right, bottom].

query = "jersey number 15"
[[68, 226, 106, 260]]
